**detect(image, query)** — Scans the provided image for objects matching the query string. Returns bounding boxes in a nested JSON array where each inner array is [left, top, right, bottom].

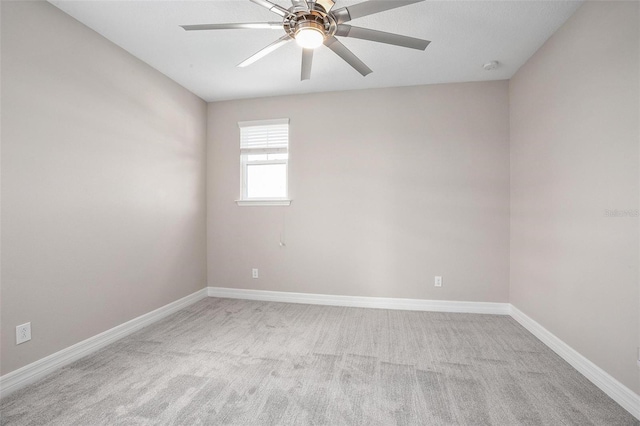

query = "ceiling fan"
[[180, 0, 430, 80]]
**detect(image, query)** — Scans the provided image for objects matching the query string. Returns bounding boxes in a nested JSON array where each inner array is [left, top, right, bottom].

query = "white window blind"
[[240, 119, 289, 153], [238, 119, 290, 204]]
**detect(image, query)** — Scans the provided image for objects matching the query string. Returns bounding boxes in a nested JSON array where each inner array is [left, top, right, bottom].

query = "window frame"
[[236, 118, 291, 206]]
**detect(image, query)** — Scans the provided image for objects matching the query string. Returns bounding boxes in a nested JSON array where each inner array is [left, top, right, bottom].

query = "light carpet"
[[0, 297, 637, 425]]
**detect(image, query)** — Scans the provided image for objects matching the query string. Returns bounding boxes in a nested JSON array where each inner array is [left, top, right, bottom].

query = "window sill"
[[235, 199, 292, 207]]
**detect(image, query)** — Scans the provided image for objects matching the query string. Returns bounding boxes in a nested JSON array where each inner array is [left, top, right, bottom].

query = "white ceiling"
[[49, 0, 582, 102]]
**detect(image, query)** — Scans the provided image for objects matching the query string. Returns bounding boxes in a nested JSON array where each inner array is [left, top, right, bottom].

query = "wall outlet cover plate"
[[16, 322, 31, 345]]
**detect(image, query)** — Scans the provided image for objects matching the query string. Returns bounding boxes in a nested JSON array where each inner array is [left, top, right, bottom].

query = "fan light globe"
[[295, 27, 324, 49]]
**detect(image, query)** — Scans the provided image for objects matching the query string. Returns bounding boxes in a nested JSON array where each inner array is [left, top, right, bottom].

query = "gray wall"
[[207, 81, 511, 302], [0, 1, 207, 375], [509, 1, 639, 393]]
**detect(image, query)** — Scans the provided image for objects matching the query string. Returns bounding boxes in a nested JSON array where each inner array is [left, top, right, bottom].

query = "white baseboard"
[[510, 305, 640, 421], [0, 288, 208, 399], [207, 286, 511, 315]]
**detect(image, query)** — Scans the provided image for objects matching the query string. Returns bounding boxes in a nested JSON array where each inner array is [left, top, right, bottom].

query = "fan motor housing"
[[284, 9, 337, 40]]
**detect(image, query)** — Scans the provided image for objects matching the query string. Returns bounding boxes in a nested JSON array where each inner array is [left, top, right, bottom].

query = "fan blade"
[[324, 36, 372, 76], [301, 48, 313, 80], [333, 0, 424, 24], [238, 35, 293, 67], [291, 0, 309, 11], [181, 22, 282, 31], [315, 0, 335, 12], [335, 25, 430, 50], [250, 0, 290, 17]]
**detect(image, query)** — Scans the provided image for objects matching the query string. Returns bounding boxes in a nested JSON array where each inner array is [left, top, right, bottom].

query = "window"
[[237, 119, 291, 206]]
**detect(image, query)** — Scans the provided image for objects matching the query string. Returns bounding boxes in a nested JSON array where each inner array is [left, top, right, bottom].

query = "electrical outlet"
[[434, 276, 443, 287], [252, 268, 259, 279], [16, 322, 31, 345]]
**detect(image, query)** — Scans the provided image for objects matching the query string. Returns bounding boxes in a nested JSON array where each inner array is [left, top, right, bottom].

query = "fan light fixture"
[[295, 22, 325, 49]]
